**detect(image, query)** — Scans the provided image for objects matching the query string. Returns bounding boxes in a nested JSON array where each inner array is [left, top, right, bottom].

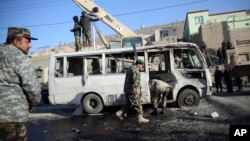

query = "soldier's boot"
[[138, 115, 149, 124], [115, 110, 124, 120], [160, 107, 165, 115], [151, 108, 159, 115]]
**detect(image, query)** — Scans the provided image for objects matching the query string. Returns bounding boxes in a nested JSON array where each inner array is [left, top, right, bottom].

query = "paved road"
[[27, 89, 250, 141]]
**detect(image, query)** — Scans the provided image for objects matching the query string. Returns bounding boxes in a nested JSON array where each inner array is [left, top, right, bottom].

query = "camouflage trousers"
[[75, 35, 81, 52], [0, 122, 27, 141], [151, 87, 170, 109], [121, 93, 143, 115], [82, 30, 92, 48]]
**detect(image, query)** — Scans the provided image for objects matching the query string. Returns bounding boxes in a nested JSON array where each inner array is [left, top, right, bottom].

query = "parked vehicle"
[[48, 42, 212, 114]]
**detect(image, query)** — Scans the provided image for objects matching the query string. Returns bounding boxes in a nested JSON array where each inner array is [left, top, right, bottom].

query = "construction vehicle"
[[226, 39, 250, 84], [73, 0, 146, 48]]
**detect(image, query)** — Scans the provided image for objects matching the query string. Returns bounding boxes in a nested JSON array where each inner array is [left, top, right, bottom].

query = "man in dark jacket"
[[80, 10, 99, 49], [70, 16, 81, 52], [223, 65, 233, 93], [214, 66, 223, 92]]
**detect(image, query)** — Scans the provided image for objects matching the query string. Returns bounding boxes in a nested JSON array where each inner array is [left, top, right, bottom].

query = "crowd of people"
[[214, 65, 244, 93], [70, 10, 100, 52]]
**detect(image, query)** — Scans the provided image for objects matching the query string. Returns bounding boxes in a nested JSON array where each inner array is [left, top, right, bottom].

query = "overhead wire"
[[0, 0, 209, 29], [0, 0, 70, 12]]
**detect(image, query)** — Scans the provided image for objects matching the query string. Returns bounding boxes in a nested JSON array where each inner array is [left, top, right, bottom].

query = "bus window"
[[122, 51, 145, 72], [105, 53, 123, 74], [148, 51, 169, 73], [86, 56, 102, 75], [55, 57, 63, 77], [148, 51, 172, 81], [174, 49, 202, 69], [67, 57, 83, 76]]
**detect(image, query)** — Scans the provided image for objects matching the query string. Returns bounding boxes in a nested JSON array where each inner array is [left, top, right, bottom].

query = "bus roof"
[[52, 42, 199, 57]]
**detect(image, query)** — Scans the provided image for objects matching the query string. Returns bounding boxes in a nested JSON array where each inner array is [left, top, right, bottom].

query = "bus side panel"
[[83, 74, 126, 106], [52, 76, 84, 104], [140, 72, 151, 104]]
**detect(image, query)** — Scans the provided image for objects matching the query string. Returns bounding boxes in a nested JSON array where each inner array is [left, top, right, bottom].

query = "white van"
[[48, 42, 212, 114]]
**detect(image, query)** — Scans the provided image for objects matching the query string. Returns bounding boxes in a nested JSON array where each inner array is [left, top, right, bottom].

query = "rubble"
[[211, 112, 219, 118], [72, 128, 81, 134]]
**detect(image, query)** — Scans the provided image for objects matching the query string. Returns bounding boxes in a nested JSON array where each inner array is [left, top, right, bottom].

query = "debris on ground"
[[72, 128, 81, 134], [42, 130, 47, 133], [211, 112, 219, 118]]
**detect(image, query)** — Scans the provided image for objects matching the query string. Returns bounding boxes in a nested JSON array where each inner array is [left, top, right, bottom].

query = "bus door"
[[52, 56, 84, 104], [148, 50, 175, 101]]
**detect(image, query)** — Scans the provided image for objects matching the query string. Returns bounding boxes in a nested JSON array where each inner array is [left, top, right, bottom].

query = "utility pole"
[[92, 0, 96, 51]]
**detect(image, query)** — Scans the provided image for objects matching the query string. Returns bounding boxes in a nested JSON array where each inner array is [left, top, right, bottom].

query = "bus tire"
[[177, 89, 199, 108], [82, 93, 103, 114]]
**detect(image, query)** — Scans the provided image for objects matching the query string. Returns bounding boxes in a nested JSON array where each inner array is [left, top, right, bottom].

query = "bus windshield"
[[174, 48, 203, 69]]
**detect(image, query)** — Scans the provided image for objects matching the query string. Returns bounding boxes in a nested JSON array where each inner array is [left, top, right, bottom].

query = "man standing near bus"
[[0, 27, 41, 141], [116, 59, 149, 123]]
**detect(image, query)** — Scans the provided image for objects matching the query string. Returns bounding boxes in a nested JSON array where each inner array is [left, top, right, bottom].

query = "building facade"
[[183, 9, 250, 43]]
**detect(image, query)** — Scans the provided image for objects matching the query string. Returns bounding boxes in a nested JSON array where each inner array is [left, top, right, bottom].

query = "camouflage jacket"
[[80, 13, 99, 32], [124, 65, 141, 94], [71, 21, 81, 36], [149, 79, 171, 94], [0, 44, 41, 122]]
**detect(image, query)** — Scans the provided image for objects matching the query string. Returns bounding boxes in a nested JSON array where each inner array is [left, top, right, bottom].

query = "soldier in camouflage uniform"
[[0, 27, 41, 141], [70, 16, 81, 52], [80, 10, 99, 49], [116, 59, 149, 123], [149, 79, 171, 115]]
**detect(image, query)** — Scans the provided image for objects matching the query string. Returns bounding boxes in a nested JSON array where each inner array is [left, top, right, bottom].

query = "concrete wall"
[[230, 28, 250, 47], [199, 22, 229, 50], [197, 22, 250, 51]]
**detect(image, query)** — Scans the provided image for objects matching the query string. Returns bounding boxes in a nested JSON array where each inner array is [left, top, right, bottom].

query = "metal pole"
[[92, 0, 96, 51]]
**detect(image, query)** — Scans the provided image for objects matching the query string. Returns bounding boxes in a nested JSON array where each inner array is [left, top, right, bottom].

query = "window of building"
[[194, 16, 204, 25], [160, 29, 169, 38], [246, 23, 249, 26], [172, 29, 177, 35], [227, 15, 236, 21]]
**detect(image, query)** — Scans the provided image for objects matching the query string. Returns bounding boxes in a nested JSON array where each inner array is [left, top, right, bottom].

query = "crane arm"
[[73, 0, 138, 37], [92, 23, 109, 49]]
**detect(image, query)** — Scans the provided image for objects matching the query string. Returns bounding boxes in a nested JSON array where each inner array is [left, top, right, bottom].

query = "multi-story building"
[[183, 9, 250, 43]]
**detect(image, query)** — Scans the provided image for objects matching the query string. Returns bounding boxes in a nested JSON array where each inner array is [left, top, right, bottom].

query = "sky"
[[0, 0, 249, 52]]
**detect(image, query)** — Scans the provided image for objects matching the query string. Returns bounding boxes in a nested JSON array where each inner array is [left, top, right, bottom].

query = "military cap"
[[135, 59, 144, 65], [6, 27, 38, 43], [92, 7, 99, 13], [81, 10, 85, 15], [73, 16, 78, 20]]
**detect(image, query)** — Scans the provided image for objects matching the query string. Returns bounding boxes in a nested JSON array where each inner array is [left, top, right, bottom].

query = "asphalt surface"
[[27, 88, 250, 141]]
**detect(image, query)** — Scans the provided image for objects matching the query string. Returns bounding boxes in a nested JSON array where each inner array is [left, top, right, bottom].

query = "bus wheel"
[[178, 89, 199, 108], [82, 93, 103, 114]]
